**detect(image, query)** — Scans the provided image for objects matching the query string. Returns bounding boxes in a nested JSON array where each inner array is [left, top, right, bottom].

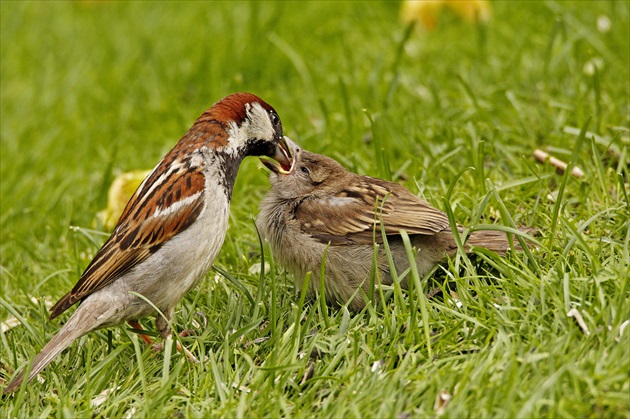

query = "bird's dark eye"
[[270, 111, 281, 127], [300, 166, 309, 175]]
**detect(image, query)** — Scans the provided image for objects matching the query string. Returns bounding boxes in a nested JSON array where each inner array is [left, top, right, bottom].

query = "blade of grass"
[[400, 230, 432, 359], [548, 118, 590, 248], [161, 335, 173, 386], [213, 266, 255, 309], [384, 21, 415, 109], [128, 329, 147, 396]]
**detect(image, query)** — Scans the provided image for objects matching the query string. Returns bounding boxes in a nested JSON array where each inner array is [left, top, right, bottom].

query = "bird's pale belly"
[[93, 201, 230, 323]]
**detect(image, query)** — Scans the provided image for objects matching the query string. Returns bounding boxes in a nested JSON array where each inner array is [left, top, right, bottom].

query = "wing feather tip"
[[49, 293, 74, 320]]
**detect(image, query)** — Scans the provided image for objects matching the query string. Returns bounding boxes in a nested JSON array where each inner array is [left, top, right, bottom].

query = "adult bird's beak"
[[260, 136, 297, 174]]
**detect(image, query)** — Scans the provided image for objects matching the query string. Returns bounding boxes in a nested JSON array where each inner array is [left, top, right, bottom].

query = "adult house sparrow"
[[256, 139, 534, 312], [3, 93, 293, 394]]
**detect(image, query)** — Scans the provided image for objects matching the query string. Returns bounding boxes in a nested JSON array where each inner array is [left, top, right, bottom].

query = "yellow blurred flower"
[[401, 0, 491, 30], [96, 170, 151, 231]]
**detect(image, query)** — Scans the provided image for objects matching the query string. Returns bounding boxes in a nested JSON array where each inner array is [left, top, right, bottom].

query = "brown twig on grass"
[[533, 149, 584, 178]]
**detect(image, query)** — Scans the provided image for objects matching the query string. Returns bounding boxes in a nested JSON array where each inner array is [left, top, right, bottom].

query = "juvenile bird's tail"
[[3, 303, 103, 395], [464, 227, 536, 256]]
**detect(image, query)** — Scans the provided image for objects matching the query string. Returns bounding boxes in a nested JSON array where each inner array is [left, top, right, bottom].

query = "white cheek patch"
[[247, 102, 274, 138], [225, 102, 274, 156]]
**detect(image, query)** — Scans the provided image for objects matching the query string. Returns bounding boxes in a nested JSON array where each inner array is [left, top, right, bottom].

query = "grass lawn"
[[1, 1, 628, 417]]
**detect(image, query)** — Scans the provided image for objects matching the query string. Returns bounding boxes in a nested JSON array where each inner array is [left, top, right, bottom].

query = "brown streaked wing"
[[296, 177, 450, 246], [49, 164, 206, 319]]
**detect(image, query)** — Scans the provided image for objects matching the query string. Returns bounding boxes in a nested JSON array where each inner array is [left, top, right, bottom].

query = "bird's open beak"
[[260, 136, 297, 175]]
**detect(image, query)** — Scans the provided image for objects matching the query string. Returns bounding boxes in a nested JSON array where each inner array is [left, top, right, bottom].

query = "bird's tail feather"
[[3, 305, 97, 395], [464, 227, 536, 256]]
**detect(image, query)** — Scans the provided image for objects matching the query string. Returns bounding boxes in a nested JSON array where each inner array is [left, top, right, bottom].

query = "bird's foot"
[[127, 320, 198, 363], [150, 331, 199, 363]]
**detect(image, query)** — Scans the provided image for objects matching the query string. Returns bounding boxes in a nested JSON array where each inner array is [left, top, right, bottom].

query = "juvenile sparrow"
[[256, 139, 534, 311], [3, 92, 294, 394]]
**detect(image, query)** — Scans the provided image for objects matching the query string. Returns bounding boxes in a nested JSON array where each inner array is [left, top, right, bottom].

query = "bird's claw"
[[151, 334, 199, 363]]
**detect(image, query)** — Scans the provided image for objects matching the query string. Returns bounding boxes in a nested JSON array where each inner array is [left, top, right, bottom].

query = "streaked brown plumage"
[[257, 139, 535, 311], [4, 93, 293, 394]]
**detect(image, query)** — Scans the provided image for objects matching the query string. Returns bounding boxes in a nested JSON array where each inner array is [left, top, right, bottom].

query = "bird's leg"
[[127, 317, 198, 363], [155, 307, 173, 340], [127, 320, 155, 345], [153, 308, 199, 363]]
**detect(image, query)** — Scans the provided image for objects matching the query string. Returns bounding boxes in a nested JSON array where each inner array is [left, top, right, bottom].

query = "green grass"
[[1, 1, 628, 417]]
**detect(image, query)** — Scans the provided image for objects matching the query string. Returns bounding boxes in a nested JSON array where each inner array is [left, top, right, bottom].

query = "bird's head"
[[260, 138, 346, 198], [184, 92, 293, 168]]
